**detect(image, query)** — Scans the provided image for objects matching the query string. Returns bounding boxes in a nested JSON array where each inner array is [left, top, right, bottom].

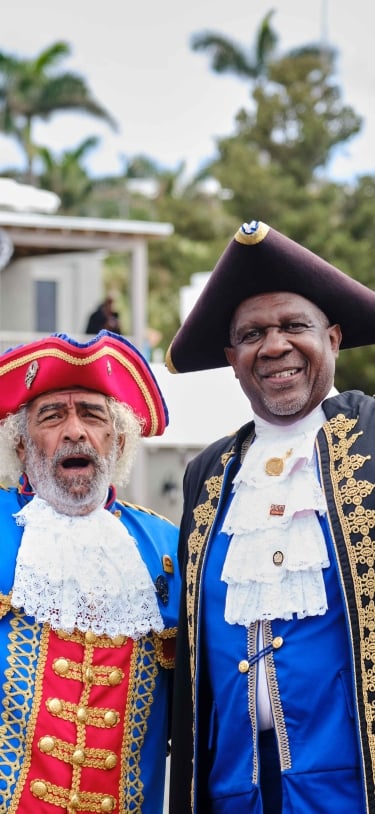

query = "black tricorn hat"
[[165, 220, 375, 373]]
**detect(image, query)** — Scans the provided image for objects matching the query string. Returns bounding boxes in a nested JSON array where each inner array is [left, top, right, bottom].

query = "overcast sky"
[[1, 0, 374, 182]]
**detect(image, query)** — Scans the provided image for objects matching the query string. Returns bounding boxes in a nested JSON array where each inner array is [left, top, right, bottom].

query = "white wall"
[[0, 252, 104, 333]]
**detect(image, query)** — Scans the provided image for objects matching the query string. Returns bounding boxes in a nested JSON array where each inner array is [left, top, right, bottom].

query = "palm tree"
[[0, 41, 117, 182], [37, 136, 99, 213], [190, 9, 278, 85]]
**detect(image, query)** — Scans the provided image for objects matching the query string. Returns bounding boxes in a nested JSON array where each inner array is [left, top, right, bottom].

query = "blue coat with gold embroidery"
[[0, 486, 180, 814], [170, 390, 375, 814]]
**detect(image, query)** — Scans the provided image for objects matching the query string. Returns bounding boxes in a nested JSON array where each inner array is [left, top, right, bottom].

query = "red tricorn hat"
[[165, 220, 375, 373], [0, 330, 168, 436]]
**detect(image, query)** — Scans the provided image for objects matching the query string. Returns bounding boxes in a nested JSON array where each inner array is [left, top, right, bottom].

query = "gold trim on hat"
[[164, 345, 178, 374], [0, 346, 160, 436], [235, 221, 270, 245]]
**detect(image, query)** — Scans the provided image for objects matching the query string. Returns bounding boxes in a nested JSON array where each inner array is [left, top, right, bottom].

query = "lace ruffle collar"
[[12, 496, 164, 639], [221, 403, 331, 625]]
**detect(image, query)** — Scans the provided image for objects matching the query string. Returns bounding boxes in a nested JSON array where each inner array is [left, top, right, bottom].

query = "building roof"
[[0, 210, 173, 256]]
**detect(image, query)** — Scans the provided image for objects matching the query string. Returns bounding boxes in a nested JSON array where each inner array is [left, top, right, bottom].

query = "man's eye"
[[238, 329, 262, 344], [40, 412, 61, 422], [285, 323, 308, 332]]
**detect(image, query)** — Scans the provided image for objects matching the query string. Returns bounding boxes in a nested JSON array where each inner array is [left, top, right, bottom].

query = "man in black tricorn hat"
[[166, 219, 375, 814]]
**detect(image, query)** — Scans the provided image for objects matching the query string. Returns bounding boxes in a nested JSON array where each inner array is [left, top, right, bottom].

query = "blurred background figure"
[[85, 294, 121, 334]]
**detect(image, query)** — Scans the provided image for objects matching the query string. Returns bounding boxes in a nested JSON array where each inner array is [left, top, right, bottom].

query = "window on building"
[[36, 280, 57, 332]]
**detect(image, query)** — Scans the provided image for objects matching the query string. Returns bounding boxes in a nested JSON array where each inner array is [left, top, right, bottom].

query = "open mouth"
[[61, 456, 92, 470]]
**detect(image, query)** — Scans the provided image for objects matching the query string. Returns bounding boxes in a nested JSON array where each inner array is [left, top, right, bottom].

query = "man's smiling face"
[[224, 291, 342, 425], [17, 390, 121, 514]]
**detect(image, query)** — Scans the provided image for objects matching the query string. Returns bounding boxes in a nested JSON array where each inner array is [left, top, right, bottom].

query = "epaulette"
[[116, 499, 176, 525]]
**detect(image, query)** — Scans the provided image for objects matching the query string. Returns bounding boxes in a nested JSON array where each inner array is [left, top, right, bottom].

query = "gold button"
[[111, 634, 126, 647], [101, 796, 115, 812], [69, 792, 80, 809], [54, 657, 69, 675], [31, 780, 47, 798], [104, 710, 119, 727], [104, 752, 118, 770], [77, 706, 89, 723], [85, 666, 95, 683], [39, 736, 55, 753], [108, 669, 123, 686], [272, 636, 284, 649], [47, 698, 63, 715], [72, 748, 85, 765], [85, 630, 97, 644], [238, 659, 250, 673], [273, 551, 284, 566]]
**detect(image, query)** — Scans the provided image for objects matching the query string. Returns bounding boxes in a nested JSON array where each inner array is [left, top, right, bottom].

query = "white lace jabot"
[[12, 496, 164, 639], [221, 402, 333, 625]]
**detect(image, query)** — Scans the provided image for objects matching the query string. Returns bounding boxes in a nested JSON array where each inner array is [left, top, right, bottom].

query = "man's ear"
[[16, 438, 26, 465], [116, 433, 125, 459], [224, 346, 239, 378], [329, 324, 342, 357]]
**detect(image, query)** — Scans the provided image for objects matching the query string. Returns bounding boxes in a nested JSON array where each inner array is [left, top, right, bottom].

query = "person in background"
[[85, 295, 122, 334], [165, 219, 375, 814], [0, 329, 180, 814]]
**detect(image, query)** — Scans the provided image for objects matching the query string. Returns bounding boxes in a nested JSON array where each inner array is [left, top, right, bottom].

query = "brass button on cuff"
[[272, 636, 284, 649], [238, 659, 250, 673]]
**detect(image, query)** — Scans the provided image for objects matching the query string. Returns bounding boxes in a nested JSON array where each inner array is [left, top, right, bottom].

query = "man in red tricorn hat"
[[166, 220, 375, 814], [0, 330, 180, 814]]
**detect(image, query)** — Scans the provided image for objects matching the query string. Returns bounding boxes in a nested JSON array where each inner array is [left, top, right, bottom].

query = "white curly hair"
[[0, 397, 144, 487]]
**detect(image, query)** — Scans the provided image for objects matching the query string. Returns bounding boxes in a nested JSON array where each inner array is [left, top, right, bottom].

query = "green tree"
[[191, 9, 278, 84], [0, 41, 116, 183], [37, 137, 99, 213]]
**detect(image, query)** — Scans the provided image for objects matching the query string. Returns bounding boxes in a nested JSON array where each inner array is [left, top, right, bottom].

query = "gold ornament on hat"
[[265, 448, 292, 476]]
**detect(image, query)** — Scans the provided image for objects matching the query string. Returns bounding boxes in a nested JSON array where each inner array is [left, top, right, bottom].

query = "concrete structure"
[[0, 210, 173, 350]]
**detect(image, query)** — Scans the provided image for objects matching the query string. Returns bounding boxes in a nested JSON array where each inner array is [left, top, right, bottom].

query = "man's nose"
[[258, 327, 293, 356], [63, 414, 87, 441]]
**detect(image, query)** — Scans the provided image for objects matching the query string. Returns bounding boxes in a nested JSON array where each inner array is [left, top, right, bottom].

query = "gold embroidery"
[[5, 614, 47, 813], [264, 622, 291, 772], [321, 412, 375, 796], [185, 448, 236, 808], [45, 697, 120, 728], [0, 590, 12, 618], [37, 735, 118, 770], [153, 627, 177, 669], [122, 634, 159, 812], [30, 778, 116, 812], [186, 454, 233, 686]]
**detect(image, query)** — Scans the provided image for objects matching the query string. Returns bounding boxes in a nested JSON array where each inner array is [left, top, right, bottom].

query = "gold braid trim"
[[0, 591, 12, 619], [321, 413, 375, 800], [185, 450, 234, 810]]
